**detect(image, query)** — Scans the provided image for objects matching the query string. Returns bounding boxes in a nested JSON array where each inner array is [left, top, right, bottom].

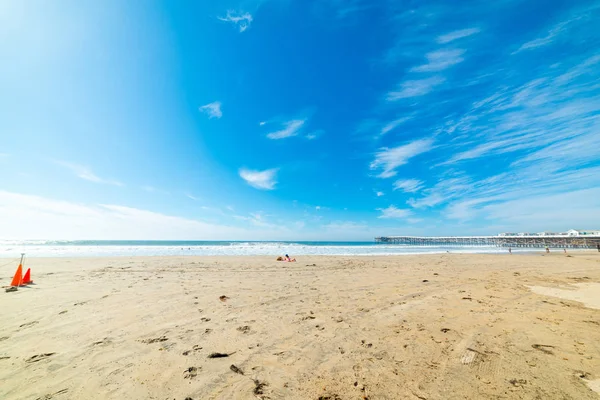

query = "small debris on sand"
[[219, 295, 230, 302], [139, 336, 168, 344], [509, 378, 527, 387], [532, 344, 555, 354], [26, 353, 55, 363], [253, 379, 268, 395], [182, 345, 202, 356], [230, 364, 244, 375], [208, 351, 236, 358]]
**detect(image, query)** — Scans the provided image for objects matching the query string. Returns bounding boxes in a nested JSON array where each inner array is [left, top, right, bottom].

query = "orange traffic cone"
[[10, 265, 23, 287], [22, 268, 32, 285]]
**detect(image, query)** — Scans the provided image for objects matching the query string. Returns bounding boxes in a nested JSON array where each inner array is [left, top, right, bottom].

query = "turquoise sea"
[[0, 240, 508, 258]]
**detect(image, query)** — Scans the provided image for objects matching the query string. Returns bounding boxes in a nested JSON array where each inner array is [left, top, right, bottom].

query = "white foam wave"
[[0, 242, 512, 258]]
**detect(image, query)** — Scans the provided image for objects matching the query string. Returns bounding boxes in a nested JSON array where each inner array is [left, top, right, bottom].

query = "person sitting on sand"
[[276, 255, 296, 262]]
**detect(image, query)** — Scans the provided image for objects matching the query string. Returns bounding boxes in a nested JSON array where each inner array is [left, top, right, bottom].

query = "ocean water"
[[0, 240, 510, 258]]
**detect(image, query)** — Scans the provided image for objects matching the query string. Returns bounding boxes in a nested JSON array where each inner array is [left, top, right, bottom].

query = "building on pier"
[[375, 229, 600, 248]]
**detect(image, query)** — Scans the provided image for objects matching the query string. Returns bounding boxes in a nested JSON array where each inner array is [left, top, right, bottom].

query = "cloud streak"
[[411, 49, 465, 72], [266, 119, 306, 139], [393, 179, 423, 193], [370, 138, 434, 178], [387, 76, 445, 101], [380, 117, 411, 136], [54, 161, 123, 186], [377, 205, 412, 219], [199, 101, 222, 119], [218, 10, 253, 32], [0, 191, 260, 240], [239, 168, 278, 190], [436, 28, 481, 44]]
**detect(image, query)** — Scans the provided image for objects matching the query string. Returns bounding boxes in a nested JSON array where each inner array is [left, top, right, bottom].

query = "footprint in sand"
[[182, 345, 202, 356], [183, 366, 199, 379], [26, 353, 56, 363], [34, 388, 68, 399], [237, 325, 251, 333], [92, 338, 112, 346], [139, 336, 168, 344]]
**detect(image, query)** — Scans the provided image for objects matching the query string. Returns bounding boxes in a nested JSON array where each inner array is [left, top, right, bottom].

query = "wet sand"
[[1, 252, 600, 399]]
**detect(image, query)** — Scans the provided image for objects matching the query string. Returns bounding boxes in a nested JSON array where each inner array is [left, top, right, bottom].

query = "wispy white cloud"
[[218, 10, 253, 32], [233, 211, 277, 228], [335, 0, 370, 18], [186, 193, 200, 201], [513, 2, 600, 54], [436, 28, 481, 44], [239, 168, 278, 190], [259, 121, 267, 126], [380, 117, 411, 136], [54, 161, 123, 186], [377, 205, 412, 219], [370, 138, 434, 178], [0, 191, 258, 240], [387, 76, 445, 101], [438, 54, 600, 167], [365, 2, 600, 232], [514, 16, 580, 53], [305, 129, 324, 140], [393, 179, 423, 193], [376, 191, 384, 197], [142, 186, 169, 195], [266, 119, 306, 139], [317, 0, 371, 20], [411, 49, 465, 72], [199, 101, 222, 119]]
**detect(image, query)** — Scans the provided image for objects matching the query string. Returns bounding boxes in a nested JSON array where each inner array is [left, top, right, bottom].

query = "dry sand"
[[1, 252, 600, 400]]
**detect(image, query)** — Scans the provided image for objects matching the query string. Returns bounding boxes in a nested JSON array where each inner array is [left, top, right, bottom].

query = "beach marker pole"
[[21, 253, 32, 284]]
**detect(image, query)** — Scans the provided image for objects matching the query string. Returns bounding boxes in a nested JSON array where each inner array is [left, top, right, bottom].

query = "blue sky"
[[1, 0, 599, 240]]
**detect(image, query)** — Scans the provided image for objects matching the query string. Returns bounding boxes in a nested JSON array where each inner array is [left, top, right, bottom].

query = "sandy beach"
[[2, 252, 600, 400]]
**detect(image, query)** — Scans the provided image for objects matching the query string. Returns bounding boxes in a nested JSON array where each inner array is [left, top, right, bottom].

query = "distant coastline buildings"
[[498, 229, 600, 237], [375, 229, 600, 248]]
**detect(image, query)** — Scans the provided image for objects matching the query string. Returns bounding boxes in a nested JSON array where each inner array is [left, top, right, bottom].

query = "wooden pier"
[[375, 235, 600, 249]]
